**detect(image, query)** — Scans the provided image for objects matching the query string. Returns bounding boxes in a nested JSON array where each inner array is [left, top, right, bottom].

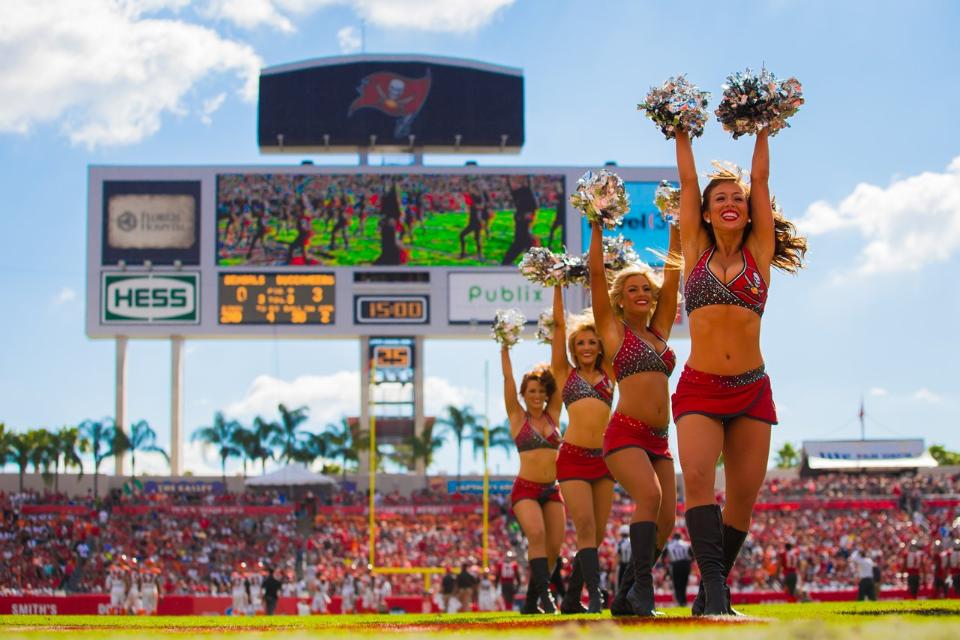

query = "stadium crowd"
[[2, 470, 959, 610]]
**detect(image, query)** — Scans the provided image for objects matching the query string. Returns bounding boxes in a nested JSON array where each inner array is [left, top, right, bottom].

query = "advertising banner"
[[579, 181, 672, 266], [100, 272, 199, 324], [447, 479, 513, 495], [447, 272, 546, 324], [803, 439, 926, 461], [101, 180, 201, 265]]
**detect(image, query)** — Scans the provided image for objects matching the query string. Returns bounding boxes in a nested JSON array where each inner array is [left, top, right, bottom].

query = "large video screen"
[[216, 173, 564, 267], [580, 181, 671, 266]]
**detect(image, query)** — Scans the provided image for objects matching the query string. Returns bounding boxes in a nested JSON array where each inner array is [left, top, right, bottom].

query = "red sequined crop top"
[[611, 323, 676, 380], [561, 369, 614, 408], [514, 413, 562, 452], [684, 246, 768, 316]]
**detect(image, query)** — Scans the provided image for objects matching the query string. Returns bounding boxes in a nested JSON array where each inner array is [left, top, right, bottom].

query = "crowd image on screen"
[[2, 470, 959, 612], [215, 173, 564, 267]]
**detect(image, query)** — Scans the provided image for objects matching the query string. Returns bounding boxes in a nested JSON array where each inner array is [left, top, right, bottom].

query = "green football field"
[[3, 600, 960, 639], [218, 207, 565, 266]]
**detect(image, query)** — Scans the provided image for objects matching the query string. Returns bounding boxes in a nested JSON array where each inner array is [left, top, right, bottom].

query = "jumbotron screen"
[[216, 173, 565, 267]]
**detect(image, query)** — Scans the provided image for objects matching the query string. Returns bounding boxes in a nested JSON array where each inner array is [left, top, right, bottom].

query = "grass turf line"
[[1, 600, 959, 639]]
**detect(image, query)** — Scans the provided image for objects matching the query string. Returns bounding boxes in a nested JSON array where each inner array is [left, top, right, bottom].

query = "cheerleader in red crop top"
[[671, 127, 807, 617], [586, 221, 682, 617], [547, 286, 615, 613], [500, 344, 564, 614]]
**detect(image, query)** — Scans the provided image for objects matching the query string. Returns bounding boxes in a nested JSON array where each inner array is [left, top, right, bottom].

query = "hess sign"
[[102, 273, 199, 324]]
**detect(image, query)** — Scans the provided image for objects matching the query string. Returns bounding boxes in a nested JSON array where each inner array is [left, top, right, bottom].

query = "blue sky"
[[2, 0, 959, 477]]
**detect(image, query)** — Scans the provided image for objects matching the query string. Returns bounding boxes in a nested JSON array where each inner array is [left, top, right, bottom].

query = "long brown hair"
[[519, 364, 557, 399], [701, 177, 807, 273]]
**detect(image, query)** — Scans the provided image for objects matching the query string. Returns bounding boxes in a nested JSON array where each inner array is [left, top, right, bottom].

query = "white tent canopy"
[[245, 464, 337, 487]]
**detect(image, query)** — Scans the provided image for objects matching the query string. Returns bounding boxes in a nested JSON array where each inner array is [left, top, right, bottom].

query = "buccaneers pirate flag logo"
[[347, 70, 432, 139]]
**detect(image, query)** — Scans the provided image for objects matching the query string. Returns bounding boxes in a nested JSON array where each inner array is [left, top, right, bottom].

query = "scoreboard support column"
[[170, 336, 184, 476], [358, 336, 371, 471], [414, 336, 425, 474], [114, 336, 127, 477]]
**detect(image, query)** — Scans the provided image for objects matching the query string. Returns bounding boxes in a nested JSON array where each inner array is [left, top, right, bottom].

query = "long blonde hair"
[[566, 309, 604, 370], [608, 265, 662, 325]]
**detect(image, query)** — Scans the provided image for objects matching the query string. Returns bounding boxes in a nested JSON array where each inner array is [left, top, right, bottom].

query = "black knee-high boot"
[[576, 548, 603, 613], [625, 522, 660, 616], [529, 557, 555, 613], [685, 505, 726, 616], [611, 545, 662, 615], [721, 524, 747, 616], [521, 570, 541, 614], [559, 556, 587, 614], [692, 522, 748, 615], [549, 560, 566, 599]]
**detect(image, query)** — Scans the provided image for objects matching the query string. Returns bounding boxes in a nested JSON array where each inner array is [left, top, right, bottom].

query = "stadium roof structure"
[[245, 464, 337, 487], [802, 439, 938, 471]]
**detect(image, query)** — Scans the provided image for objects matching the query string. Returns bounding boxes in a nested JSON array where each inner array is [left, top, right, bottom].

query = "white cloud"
[[868, 387, 888, 397], [205, 0, 514, 33], [337, 25, 362, 53], [224, 371, 360, 427], [53, 287, 77, 305], [351, 0, 515, 33], [200, 0, 302, 32], [796, 157, 960, 275], [0, 0, 262, 147], [912, 388, 942, 404], [199, 92, 227, 125]]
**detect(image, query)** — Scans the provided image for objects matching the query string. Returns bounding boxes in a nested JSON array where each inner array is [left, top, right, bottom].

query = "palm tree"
[[28, 429, 58, 485], [125, 420, 169, 480], [324, 418, 357, 478], [53, 426, 85, 493], [271, 404, 310, 463], [7, 429, 32, 493], [231, 425, 257, 478], [0, 424, 12, 475], [293, 431, 332, 468], [250, 417, 277, 474], [775, 442, 801, 469], [393, 424, 444, 477], [436, 405, 481, 482], [191, 411, 241, 484], [468, 419, 515, 463], [78, 418, 116, 498]]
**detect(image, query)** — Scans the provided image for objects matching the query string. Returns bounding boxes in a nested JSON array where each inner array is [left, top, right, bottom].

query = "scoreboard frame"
[[86, 164, 682, 339]]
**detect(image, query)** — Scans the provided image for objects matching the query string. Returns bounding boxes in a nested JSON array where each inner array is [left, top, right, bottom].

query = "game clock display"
[[354, 295, 429, 325], [219, 273, 335, 325]]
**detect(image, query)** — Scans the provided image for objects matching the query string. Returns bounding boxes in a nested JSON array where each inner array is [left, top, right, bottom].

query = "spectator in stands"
[[456, 562, 477, 612], [440, 567, 456, 612], [665, 533, 693, 606], [262, 568, 282, 615], [850, 549, 876, 601]]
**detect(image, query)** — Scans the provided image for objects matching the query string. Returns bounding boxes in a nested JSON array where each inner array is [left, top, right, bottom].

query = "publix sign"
[[447, 272, 544, 323], [101, 272, 199, 323]]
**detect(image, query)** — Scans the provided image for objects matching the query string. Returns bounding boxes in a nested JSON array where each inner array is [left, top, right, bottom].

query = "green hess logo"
[[102, 273, 199, 323]]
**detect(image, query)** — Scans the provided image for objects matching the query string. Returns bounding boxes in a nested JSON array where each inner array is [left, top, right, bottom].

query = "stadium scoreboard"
[[86, 165, 683, 339], [218, 273, 335, 325]]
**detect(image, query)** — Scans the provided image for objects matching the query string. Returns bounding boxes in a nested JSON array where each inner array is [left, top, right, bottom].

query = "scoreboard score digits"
[[219, 273, 335, 325]]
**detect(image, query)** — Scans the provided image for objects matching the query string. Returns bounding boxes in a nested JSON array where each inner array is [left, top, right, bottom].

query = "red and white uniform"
[[904, 549, 923, 576], [779, 549, 799, 576], [497, 561, 519, 588]]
